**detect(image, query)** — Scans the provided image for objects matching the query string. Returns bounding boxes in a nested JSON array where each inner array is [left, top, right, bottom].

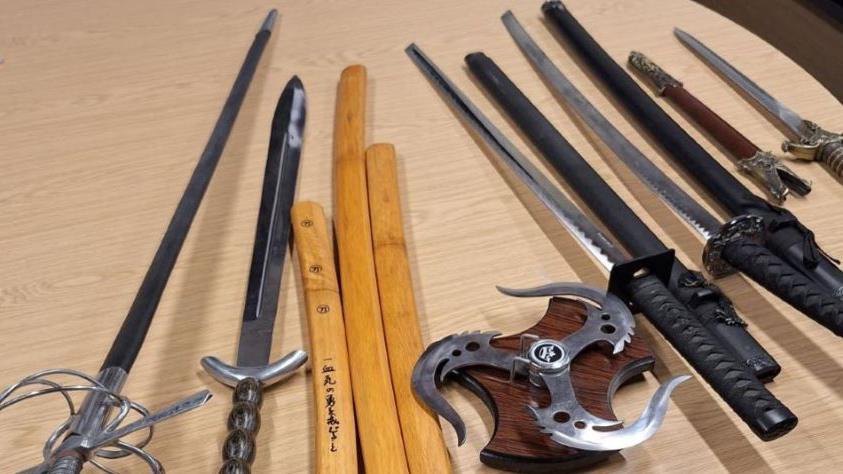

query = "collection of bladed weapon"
[[3, 1, 843, 473]]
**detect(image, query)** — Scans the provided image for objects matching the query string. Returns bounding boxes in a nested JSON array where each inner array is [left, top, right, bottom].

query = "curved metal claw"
[[497, 282, 634, 354], [411, 332, 515, 445], [201, 349, 308, 388], [537, 375, 690, 451]]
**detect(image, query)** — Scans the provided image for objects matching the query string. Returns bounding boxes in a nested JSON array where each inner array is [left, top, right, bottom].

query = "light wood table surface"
[[2, 0, 842, 472]]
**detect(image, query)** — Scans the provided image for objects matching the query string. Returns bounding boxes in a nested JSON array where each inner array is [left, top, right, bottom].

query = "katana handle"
[[670, 269, 780, 382], [722, 240, 843, 336], [627, 274, 797, 440], [220, 378, 263, 474]]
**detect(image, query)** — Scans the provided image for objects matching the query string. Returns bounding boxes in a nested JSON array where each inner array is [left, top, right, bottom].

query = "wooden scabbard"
[[292, 202, 357, 474], [333, 65, 409, 473], [366, 144, 452, 474]]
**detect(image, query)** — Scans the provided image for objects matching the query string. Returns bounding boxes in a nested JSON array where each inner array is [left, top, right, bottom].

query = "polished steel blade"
[[503, 12, 722, 241], [675, 28, 804, 139], [406, 43, 627, 271], [236, 77, 306, 367]]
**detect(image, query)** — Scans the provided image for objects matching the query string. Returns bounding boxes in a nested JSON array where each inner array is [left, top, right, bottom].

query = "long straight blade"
[[236, 77, 306, 367], [675, 28, 805, 139], [102, 11, 277, 373], [406, 44, 627, 271], [502, 12, 722, 240]]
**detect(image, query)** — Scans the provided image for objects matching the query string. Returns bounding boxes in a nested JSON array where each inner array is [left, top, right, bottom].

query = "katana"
[[542, 1, 843, 311], [201, 76, 308, 473], [628, 51, 811, 202], [0, 10, 279, 473], [499, 11, 779, 381], [406, 43, 796, 441], [675, 29, 843, 178]]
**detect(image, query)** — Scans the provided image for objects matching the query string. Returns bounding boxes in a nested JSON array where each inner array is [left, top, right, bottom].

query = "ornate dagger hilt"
[[737, 151, 812, 201], [0, 368, 211, 473], [784, 120, 843, 177], [201, 350, 307, 474]]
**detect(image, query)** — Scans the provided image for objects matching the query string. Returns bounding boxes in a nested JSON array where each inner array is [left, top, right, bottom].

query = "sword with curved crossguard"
[[201, 76, 308, 474]]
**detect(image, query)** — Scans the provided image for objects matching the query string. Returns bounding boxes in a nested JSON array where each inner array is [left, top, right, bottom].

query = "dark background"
[[697, 0, 843, 102]]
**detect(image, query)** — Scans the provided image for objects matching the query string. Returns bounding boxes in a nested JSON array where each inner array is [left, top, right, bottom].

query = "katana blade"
[[674, 28, 805, 139], [406, 43, 627, 271], [503, 13, 722, 241], [236, 77, 306, 367]]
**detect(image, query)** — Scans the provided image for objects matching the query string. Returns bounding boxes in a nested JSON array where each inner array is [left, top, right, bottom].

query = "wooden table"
[[2, 0, 842, 472]]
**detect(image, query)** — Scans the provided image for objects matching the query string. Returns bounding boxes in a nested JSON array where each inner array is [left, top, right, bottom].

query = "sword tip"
[[260, 9, 278, 33]]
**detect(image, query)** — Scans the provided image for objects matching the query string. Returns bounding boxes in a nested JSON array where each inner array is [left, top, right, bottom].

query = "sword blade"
[[236, 77, 306, 367], [406, 43, 627, 271], [675, 28, 805, 139], [502, 12, 722, 241]]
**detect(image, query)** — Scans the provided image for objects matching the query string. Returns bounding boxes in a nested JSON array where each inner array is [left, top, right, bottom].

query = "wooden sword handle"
[[366, 144, 452, 474], [292, 202, 358, 473], [333, 65, 410, 473]]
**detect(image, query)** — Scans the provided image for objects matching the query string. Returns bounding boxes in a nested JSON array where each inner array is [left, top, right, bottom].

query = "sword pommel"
[[628, 51, 682, 95]]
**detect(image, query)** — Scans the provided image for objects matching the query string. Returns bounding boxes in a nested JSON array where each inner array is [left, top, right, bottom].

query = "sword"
[[0, 10, 277, 473], [201, 77, 308, 473], [627, 51, 811, 201], [542, 2, 843, 307], [499, 11, 779, 381], [675, 28, 843, 177], [406, 43, 796, 441]]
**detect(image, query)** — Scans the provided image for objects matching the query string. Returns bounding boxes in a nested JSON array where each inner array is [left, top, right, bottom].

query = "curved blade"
[[502, 12, 722, 241], [674, 28, 804, 139], [237, 77, 306, 367], [406, 43, 627, 271], [539, 375, 689, 451], [411, 332, 513, 445]]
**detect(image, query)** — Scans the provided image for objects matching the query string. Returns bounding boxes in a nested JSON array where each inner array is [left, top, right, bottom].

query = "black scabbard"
[[541, 1, 843, 298], [465, 51, 780, 381]]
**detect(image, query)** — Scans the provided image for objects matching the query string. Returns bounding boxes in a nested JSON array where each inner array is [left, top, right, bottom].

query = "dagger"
[[627, 51, 811, 202], [675, 29, 843, 177], [406, 43, 796, 441], [201, 77, 308, 473], [498, 11, 779, 381], [541, 2, 843, 306]]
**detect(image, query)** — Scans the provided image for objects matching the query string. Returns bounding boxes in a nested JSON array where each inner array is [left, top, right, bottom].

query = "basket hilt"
[[201, 350, 307, 473], [0, 368, 211, 474]]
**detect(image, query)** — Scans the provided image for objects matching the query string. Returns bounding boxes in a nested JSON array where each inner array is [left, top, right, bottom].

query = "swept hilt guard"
[[738, 151, 812, 201], [412, 283, 687, 454], [628, 51, 682, 94], [0, 368, 211, 473]]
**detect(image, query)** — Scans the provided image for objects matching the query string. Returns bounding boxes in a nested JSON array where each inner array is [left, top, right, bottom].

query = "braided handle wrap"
[[670, 270, 781, 382], [819, 139, 843, 177], [47, 456, 83, 474], [722, 240, 843, 336], [627, 274, 797, 440], [220, 378, 263, 474]]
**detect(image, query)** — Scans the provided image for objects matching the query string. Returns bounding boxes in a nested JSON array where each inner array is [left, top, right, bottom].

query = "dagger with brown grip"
[[367, 144, 453, 473], [628, 51, 810, 202], [333, 65, 410, 473], [292, 202, 358, 473]]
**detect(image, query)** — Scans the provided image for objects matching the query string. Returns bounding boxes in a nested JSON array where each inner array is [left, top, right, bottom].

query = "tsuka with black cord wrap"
[[541, 0, 843, 300], [464, 52, 781, 381]]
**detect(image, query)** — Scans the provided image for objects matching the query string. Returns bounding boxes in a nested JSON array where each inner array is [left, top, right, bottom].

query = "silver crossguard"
[[675, 28, 843, 177], [412, 283, 688, 451]]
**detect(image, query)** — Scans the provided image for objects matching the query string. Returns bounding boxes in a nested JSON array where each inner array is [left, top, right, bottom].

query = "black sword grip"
[[722, 240, 843, 336], [47, 456, 83, 474], [219, 378, 263, 474], [670, 269, 781, 382], [627, 274, 797, 440]]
